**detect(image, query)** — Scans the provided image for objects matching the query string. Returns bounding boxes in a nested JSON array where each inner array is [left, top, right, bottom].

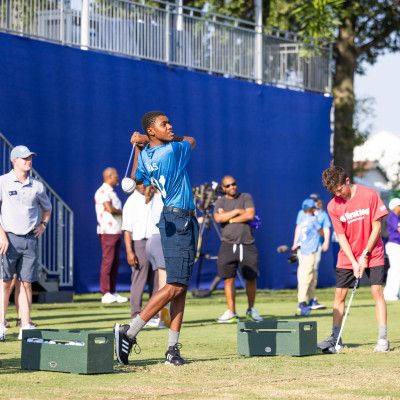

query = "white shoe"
[[101, 292, 117, 304], [216, 310, 238, 323], [112, 293, 128, 303], [246, 307, 263, 322], [18, 324, 35, 340], [384, 297, 399, 302], [145, 317, 160, 327], [374, 339, 390, 352], [0, 324, 6, 342], [158, 320, 168, 329]]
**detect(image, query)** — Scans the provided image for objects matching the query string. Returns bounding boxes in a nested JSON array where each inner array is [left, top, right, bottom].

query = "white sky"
[[355, 52, 400, 136]]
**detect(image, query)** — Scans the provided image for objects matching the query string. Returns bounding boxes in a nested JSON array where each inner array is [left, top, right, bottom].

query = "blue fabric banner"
[[0, 32, 335, 293]]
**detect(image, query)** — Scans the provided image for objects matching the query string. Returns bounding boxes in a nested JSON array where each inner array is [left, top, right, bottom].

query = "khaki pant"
[[297, 251, 317, 303]]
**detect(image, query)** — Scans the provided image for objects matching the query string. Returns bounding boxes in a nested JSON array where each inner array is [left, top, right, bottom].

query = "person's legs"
[[1, 280, 13, 326], [309, 247, 322, 300], [239, 243, 259, 312], [130, 240, 150, 319], [217, 242, 238, 316], [371, 285, 387, 326], [245, 279, 256, 309], [224, 277, 236, 314], [109, 235, 121, 294], [132, 283, 186, 329], [16, 280, 32, 327], [16, 235, 38, 329], [298, 253, 316, 304], [383, 242, 400, 300], [332, 287, 348, 326], [99, 234, 117, 295]]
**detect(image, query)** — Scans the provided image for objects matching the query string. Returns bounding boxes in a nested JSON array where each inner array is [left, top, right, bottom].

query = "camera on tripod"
[[192, 181, 224, 214], [277, 245, 299, 264]]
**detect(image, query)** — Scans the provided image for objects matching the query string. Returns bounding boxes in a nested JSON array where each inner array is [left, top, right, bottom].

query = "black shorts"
[[217, 242, 259, 280], [335, 265, 385, 288]]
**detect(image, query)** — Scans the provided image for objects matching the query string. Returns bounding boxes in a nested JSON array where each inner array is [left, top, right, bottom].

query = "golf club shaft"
[[124, 144, 136, 178], [336, 277, 359, 348]]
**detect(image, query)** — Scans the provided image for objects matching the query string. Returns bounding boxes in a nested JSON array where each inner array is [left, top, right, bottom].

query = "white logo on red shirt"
[[340, 208, 370, 224]]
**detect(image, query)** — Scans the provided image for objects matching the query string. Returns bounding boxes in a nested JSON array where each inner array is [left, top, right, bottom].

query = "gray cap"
[[10, 145, 37, 161], [309, 193, 321, 201]]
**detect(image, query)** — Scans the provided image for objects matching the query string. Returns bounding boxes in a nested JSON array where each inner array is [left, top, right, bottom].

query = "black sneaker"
[[317, 334, 342, 353], [165, 343, 185, 366], [114, 323, 137, 365]]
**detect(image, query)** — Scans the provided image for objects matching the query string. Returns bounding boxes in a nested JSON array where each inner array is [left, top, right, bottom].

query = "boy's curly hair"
[[322, 166, 348, 191]]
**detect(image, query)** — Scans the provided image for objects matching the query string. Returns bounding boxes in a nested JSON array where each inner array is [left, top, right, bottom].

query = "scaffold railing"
[[0, 132, 74, 288], [0, 0, 333, 93]]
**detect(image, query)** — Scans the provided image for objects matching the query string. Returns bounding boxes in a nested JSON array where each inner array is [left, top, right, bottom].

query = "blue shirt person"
[[114, 111, 198, 367]]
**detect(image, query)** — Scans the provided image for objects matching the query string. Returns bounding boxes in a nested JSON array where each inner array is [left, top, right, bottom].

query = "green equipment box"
[[21, 329, 114, 374], [238, 320, 317, 357]]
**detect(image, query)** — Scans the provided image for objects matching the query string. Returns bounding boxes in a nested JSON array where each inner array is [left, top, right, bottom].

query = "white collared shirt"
[[122, 191, 153, 240], [94, 182, 122, 234]]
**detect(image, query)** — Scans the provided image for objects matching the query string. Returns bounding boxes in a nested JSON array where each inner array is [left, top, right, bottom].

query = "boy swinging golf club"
[[318, 166, 389, 354], [114, 111, 199, 366]]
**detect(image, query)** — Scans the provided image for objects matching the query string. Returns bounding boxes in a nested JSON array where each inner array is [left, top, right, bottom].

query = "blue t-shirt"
[[297, 213, 322, 255], [296, 209, 331, 247], [135, 141, 195, 211]]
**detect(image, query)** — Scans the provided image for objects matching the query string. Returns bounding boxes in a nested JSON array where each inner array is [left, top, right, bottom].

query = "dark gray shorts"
[[1, 232, 39, 282], [146, 234, 165, 271]]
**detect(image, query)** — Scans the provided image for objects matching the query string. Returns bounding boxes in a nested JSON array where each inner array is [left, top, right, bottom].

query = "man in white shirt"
[[122, 182, 158, 320], [95, 167, 127, 304]]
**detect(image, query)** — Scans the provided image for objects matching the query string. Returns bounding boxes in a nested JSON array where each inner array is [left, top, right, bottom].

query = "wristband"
[[41, 221, 48, 228], [229, 218, 233, 224]]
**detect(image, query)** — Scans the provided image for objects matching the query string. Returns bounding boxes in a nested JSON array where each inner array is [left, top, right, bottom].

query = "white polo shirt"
[[94, 182, 122, 235], [122, 191, 154, 240], [0, 170, 52, 235], [150, 193, 164, 235]]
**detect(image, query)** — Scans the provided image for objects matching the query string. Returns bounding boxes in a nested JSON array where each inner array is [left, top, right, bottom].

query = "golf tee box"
[[21, 329, 114, 374], [237, 321, 317, 357]]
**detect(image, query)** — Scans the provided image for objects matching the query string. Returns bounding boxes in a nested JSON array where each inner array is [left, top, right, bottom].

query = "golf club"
[[334, 277, 359, 354], [121, 143, 136, 194], [0, 254, 5, 342]]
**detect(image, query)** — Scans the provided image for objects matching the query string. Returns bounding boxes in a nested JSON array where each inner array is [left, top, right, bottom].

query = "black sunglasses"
[[223, 182, 237, 188]]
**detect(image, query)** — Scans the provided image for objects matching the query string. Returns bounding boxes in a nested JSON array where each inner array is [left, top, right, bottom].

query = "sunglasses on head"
[[223, 182, 237, 188]]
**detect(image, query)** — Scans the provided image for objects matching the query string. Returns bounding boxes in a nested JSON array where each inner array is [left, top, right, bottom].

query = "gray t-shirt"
[[214, 193, 255, 245], [0, 170, 52, 235]]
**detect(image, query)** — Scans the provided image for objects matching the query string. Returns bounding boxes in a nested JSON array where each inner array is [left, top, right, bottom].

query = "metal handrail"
[[0, 132, 74, 287], [0, 0, 333, 93]]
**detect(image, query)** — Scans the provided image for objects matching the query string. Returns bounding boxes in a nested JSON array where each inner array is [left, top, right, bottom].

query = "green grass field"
[[1, 287, 400, 399]]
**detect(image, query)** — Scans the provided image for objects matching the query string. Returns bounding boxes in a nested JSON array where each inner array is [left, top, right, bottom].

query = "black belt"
[[9, 230, 35, 237], [163, 206, 196, 217]]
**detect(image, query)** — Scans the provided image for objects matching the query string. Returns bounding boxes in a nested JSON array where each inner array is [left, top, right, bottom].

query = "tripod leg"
[[209, 275, 221, 293]]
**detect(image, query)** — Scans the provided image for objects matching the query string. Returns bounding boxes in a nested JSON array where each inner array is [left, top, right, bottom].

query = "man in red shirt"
[[318, 166, 389, 353]]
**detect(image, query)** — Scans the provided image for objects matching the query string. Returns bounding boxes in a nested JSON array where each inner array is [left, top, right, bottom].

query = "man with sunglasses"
[[213, 176, 262, 323]]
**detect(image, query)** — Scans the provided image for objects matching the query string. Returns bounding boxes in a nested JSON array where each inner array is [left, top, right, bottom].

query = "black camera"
[[192, 182, 224, 213], [277, 245, 299, 264]]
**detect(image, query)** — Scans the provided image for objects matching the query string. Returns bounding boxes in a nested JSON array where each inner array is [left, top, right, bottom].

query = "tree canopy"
[[182, 0, 400, 176]]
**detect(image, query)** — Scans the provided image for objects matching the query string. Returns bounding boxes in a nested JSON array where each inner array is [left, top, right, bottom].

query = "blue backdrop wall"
[[0, 32, 335, 293]]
